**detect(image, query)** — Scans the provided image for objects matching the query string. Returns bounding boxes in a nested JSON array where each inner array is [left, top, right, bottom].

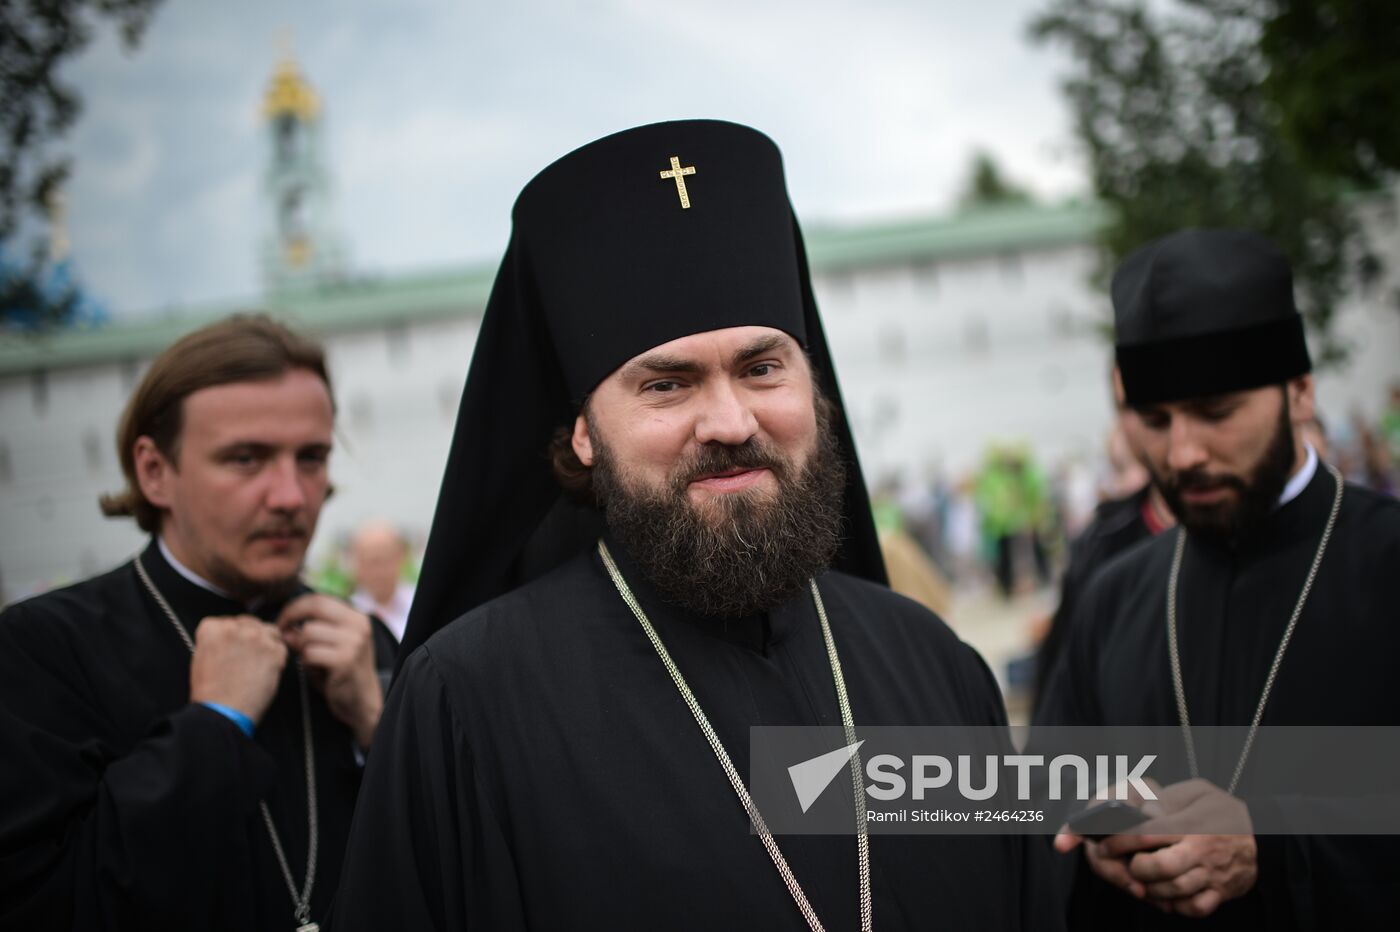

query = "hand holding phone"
[[1064, 800, 1149, 841]]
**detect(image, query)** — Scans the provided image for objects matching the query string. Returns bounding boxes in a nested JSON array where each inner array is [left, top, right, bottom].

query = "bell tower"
[[260, 51, 345, 293]]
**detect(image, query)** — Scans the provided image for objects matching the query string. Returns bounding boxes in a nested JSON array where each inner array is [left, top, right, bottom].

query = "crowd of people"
[[876, 388, 1400, 610], [2, 120, 1397, 931]]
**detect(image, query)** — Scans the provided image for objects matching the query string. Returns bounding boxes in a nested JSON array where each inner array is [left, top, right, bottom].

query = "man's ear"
[[571, 413, 594, 467], [133, 436, 176, 508], [1111, 366, 1127, 409], [1287, 374, 1316, 425]]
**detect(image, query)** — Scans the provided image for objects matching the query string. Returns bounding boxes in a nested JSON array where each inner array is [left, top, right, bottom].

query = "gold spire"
[[262, 52, 320, 122]]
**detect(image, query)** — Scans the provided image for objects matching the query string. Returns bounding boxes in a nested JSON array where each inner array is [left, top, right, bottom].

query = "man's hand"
[[1112, 779, 1257, 917], [190, 615, 289, 725], [278, 595, 383, 750], [1056, 778, 1257, 918]]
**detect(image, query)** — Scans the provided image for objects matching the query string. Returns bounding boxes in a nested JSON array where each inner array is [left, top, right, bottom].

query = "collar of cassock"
[[594, 531, 804, 655], [1195, 451, 1335, 559], [138, 539, 298, 638]]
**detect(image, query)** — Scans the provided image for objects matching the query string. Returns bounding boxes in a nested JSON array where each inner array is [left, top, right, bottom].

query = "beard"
[[591, 401, 847, 618], [1152, 397, 1298, 544], [204, 520, 311, 605], [204, 554, 305, 606]]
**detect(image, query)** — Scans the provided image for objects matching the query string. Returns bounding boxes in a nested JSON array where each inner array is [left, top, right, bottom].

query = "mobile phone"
[[1065, 800, 1149, 841]]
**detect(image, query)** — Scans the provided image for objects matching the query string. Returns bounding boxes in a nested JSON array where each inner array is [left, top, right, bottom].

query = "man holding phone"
[[1037, 229, 1400, 928]]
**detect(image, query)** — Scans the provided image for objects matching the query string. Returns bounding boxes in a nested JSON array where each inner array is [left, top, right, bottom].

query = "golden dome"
[[262, 57, 320, 121]]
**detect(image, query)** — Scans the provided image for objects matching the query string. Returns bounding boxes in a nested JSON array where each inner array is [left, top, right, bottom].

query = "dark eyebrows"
[[1131, 393, 1241, 419], [622, 333, 795, 381], [623, 354, 701, 377], [215, 441, 275, 457], [1185, 393, 1242, 412], [730, 334, 790, 367], [212, 440, 332, 457]]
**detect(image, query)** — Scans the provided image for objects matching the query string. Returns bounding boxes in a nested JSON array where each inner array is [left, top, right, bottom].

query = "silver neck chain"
[[598, 541, 872, 932], [1166, 463, 1344, 793], [134, 554, 319, 930]]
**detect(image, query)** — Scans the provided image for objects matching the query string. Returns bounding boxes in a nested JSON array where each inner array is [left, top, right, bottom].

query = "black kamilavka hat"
[[1112, 228, 1312, 406], [398, 120, 886, 662]]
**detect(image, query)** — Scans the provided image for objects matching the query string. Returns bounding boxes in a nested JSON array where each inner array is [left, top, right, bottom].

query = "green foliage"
[[307, 554, 354, 600], [306, 545, 422, 601], [2, 0, 163, 240], [1031, 0, 1385, 365], [1, 0, 163, 331], [0, 250, 77, 329], [1260, 0, 1400, 184], [959, 151, 1034, 209]]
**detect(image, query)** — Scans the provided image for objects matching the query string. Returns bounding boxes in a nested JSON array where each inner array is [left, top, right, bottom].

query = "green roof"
[[0, 264, 499, 376], [0, 199, 1107, 376], [804, 199, 1108, 270]]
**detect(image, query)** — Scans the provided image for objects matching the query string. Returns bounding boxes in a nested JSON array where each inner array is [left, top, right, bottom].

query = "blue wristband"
[[201, 702, 256, 738]]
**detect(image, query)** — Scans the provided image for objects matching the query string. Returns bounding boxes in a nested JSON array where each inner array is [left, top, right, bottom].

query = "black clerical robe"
[[1037, 466, 1400, 929], [0, 540, 389, 931], [1032, 486, 1157, 714], [330, 540, 1060, 931]]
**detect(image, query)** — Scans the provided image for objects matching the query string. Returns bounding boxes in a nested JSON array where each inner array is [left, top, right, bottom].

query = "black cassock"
[[1032, 486, 1157, 713], [330, 539, 1060, 930], [0, 540, 390, 931], [1037, 465, 1400, 929]]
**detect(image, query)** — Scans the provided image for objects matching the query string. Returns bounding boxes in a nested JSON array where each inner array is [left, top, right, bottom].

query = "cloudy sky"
[[62, 0, 1086, 316]]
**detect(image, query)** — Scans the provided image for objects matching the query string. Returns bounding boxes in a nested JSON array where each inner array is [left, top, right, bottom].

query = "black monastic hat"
[[398, 120, 887, 662], [1112, 228, 1312, 406]]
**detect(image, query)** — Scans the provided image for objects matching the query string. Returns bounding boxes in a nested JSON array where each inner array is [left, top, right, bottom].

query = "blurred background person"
[[347, 519, 416, 643], [1382, 383, 1400, 467], [1300, 412, 1330, 461], [1031, 406, 1174, 716], [1102, 422, 1152, 499], [976, 444, 1053, 599], [872, 478, 955, 618]]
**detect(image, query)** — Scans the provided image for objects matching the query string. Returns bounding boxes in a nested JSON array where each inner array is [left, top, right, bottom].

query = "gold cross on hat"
[[658, 155, 696, 209]]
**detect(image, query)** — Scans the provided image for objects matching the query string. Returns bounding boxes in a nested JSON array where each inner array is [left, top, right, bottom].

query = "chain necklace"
[[598, 541, 872, 932], [1166, 463, 1344, 793], [134, 555, 320, 932]]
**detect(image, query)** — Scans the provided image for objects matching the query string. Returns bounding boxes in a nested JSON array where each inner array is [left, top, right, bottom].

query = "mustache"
[[672, 441, 786, 488], [1167, 469, 1247, 495], [249, 520, 309, 540]]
